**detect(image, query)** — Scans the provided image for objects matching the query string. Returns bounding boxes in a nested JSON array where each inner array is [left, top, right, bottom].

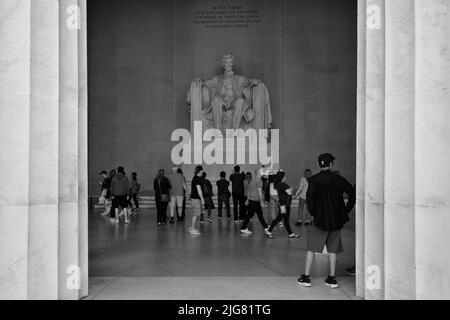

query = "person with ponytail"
[[265, 171, 300, 239]]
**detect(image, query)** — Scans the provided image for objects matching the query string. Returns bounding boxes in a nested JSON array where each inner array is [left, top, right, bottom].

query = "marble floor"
[[88, 207, 356, 300]]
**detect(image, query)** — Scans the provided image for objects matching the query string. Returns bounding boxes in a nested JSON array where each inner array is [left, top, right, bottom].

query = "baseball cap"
[[318, 153, 336, 168]]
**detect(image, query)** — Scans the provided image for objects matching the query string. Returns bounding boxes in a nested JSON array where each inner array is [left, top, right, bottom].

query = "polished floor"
[[88, 207, 356, 299]]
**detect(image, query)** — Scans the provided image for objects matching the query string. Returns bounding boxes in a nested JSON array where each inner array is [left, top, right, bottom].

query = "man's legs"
[[232, 194, 239, 221], [254, 202, 268, 229], [239, 195, 246, 221], [297, 199, 305, 223], [329, 253, 337, 277], [225, 198, 231, 218], [304, 251, 315, 276], [218, 196, 223, 217], [241, 201, 256, 230], [169, 196, 176, 218]]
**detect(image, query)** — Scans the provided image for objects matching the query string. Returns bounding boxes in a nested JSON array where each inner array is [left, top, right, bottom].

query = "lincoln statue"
[[187, 55, 273, 132]]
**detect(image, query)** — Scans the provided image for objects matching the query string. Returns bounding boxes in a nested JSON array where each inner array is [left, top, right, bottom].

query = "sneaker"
[[188, 228, 200, 235], [264, 229, 275, 239], [325, 276, 339, 289], [346, 267, 356, 276], [305, 220, 311, 226], [298, 275, 312, 287], [125, 220, 130, 224], [109, 218, 115, 223], [158, 222, 162, 227], [288, 233, 300, 239], [240, 228, 252, 235], [295, 221, 302, 226], [207, 216, 213, 223], [115, 219, 119, 225]]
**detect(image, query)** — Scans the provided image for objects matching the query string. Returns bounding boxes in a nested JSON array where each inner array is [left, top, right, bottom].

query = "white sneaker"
[[240, 228, 252, 235], [115, 219, 119, 224], [189, 228, 200, 235], [264, 228, 272, 236]]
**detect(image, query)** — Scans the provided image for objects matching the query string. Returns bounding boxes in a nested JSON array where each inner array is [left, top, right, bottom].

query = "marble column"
[[28, 0, 60, 300], [355, 0, 367, 299], [363, 0, 386, 301], [0, 0, 88, 300], [414, 0, 450, 300], [384, 0, 416, 300], [0, 0, 31, 300], [357, 0, 450, 299]]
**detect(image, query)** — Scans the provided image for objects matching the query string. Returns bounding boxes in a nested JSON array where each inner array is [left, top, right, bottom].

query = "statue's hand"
[[193, 79, 204, 87]]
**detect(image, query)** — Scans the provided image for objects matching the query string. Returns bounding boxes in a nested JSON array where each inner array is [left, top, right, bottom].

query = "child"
[[266, 171, 300, 239], [129, 172, 141, 214], [99, 171, 109, 216]]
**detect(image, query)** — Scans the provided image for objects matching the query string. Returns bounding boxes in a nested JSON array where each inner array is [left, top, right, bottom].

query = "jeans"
[[232, 193, 246, 220], [156, 200, 168, 223], [268, 204, 293, 235], [241, 200, 268, 230], [218, 195, 231, 217], [128, 193, 139, 209]]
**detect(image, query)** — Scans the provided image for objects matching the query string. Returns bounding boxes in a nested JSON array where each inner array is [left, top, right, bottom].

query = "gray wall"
[[88, 0, 357, 194]]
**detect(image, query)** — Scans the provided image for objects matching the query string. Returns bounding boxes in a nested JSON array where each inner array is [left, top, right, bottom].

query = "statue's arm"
[[203, 76, 219, 88], [239, 75, 261, 87]]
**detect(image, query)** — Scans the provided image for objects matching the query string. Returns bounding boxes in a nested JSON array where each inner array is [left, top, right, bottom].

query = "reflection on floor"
[[88, 208, 356, 300]]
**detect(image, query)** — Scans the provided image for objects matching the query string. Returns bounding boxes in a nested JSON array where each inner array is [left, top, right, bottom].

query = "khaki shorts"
[[306, 226, 343, 254], [169, 196, 184, 208], [191, 199, 202, 217]]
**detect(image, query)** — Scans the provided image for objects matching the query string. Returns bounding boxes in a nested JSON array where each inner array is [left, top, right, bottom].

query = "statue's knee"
[[212, 96, 223, 105]]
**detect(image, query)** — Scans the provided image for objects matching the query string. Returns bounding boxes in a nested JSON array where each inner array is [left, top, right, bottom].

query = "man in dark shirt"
[[230, 166, 246, 222], [217, 171, 231, 219], [298, 153, 355, 289]]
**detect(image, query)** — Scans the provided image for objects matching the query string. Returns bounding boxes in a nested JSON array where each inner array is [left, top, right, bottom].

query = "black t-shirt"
[[217, 179, 231, 197], [277, 182, 292, 206], [191, 175, 202, 199], [230, 172, 245, 195]]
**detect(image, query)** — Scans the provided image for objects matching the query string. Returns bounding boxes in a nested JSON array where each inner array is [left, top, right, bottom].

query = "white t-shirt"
[[297, 177, 309, 200]]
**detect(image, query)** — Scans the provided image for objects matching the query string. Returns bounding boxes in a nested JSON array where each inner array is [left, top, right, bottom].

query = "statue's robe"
[[187, 74, 273, 132]]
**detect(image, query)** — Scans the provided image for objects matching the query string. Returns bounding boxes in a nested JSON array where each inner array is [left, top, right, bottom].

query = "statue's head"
[[222, 54, 235, 72]]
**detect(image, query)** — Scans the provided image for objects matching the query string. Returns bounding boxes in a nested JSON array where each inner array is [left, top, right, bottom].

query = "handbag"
[[158, 179, 170, 202]]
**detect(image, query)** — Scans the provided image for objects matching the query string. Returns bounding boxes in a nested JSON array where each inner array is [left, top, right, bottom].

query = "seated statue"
[[187, 54, 273, 132]]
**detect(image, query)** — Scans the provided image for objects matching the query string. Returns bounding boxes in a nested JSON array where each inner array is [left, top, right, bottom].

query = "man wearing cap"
[[298, 153, 355, 289]]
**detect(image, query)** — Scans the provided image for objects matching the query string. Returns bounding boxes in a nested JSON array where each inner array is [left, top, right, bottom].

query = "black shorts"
[[306, 226, 343, 254], [112, 196, 128, 209]]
